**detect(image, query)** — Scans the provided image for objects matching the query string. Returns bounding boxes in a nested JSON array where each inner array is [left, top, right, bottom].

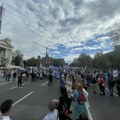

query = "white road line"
[[10, 86, 17, 90], [12, 91, 33, 106], [42, 81, 48, 86], [105, 88, 118, 96], [10, 82, 30, 90], [0, 81, 12, 86], [87, 108, 93, 120]]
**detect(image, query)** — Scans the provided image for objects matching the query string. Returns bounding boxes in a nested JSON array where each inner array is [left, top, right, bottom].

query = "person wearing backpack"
[[73, 83, 88, 120]]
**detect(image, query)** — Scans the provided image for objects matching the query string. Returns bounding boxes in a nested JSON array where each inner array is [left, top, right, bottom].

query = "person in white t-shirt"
[[43, 101, 59, 120]]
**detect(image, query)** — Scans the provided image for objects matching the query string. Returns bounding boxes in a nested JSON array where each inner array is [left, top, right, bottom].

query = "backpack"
[[77, 91, 86, 105]]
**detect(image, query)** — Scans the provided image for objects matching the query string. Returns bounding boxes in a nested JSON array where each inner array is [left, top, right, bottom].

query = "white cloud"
[[0, 0, 119, 62], [64, 54, 80, 63]]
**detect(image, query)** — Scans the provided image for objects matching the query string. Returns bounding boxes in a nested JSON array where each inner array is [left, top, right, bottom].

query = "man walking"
[[48, 71, 53, 86], [18, 73, 23, 88], [12, 71, 17, 82]]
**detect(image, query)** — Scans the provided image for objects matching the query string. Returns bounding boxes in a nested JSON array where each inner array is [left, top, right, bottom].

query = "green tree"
[[14, 55, 22, 66], [77, 53, 92, 67], [23, 60, 27, 67], [52, 58, 65, 67], [70, 58, 77, 67], [92, 54, 111, 69], [27, 57, 37, 67]]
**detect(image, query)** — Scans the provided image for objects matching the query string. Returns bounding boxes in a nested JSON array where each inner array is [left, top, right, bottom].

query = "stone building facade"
[[0, 38, 13, 66]]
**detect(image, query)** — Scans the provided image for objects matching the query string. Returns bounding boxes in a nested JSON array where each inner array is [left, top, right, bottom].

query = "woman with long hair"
[[73, 83, 88, 120]]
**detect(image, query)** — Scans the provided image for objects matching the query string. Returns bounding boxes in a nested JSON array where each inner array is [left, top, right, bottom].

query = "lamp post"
[[37, 56, 40, 70]]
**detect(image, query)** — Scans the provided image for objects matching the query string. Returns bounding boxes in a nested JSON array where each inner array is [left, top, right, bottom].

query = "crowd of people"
[[0, 67, 120, 120], [42, 67, 120, 120]]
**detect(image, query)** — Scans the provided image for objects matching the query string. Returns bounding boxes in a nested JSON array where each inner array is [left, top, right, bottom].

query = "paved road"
[[0, 78, 60, 120], [0, 76, 120, 120], [88, 84, 120, 120]]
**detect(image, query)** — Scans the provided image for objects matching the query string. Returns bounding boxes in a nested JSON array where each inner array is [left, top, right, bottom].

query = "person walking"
[[7, 71, 11, 82], [98, 75, 105, 95], [48, 72, 53, 86], [18, 73, 23, 88], [108, 75, 115, 96], [12, 71, 17, 82], [59, 74, 66, 93], [92, 75, 97, 94]]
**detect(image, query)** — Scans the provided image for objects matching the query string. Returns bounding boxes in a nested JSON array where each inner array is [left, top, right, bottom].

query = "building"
[[0, 38, 13, 67], [0, 38, 24, 67], [41, 47, 53, 66]]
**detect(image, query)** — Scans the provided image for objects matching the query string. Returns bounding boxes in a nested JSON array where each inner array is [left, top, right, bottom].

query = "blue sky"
[[1, 0, 120, 63]]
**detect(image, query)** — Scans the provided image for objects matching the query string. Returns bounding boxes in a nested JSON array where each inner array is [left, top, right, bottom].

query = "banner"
[[0, 4, 5, 34], [113, 70, 118, 78]]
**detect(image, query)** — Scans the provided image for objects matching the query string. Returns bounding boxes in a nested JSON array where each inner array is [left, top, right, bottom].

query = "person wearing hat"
[[0, 99, 13, 120]]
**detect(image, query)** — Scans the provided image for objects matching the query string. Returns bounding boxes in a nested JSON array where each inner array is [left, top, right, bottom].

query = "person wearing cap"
[[0, 99, 13, 120]]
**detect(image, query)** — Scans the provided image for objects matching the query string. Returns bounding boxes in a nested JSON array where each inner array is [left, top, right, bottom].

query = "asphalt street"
[[88, 84, 120, 120], [0, 76, 120, 120], [0, 78, 60, 120]]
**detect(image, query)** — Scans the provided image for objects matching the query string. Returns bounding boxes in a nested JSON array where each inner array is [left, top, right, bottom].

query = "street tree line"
[[70, 45, 120, 70], [22, 57, 66, 67]]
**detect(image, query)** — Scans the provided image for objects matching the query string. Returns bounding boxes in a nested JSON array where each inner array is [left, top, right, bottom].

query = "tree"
[[23, 60, 27, 67], [14, 55, 22, 66], [70, 58, 77, 67], [37, 56, 41, 68], [27, 57, 37, 67], [92, 55, 111, 69], [52, 58, 65, 67], [77, 53, 92, 67]]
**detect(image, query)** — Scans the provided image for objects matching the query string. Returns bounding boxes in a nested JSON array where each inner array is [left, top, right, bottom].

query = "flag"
[[0, 4, 5, 34]]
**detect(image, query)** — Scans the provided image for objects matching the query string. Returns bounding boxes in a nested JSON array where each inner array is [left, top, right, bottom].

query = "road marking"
[[87, 107, 93, 120], [12, 91, 33, 106], [10, 82, 30, 90], [105, 88, 118, 96], [42, 81, 48, 86], [0, 81, 12, 86]]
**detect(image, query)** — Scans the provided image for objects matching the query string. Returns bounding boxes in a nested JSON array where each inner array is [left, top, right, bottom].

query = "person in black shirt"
[[18, 73, 22, 88], [48, 72, 53, 86]]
